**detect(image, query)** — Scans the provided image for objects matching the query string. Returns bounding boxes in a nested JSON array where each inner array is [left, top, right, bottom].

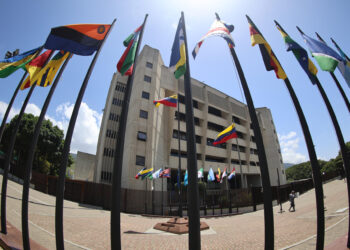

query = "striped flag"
[[228, 168, 236, 180], [220, 167, 227, 183], [169, 16, 186, 79], [213, 123, 237, 145], [0, 47, 40, 78], [153, 95, 178, 107], [192, 19, 234, 59]]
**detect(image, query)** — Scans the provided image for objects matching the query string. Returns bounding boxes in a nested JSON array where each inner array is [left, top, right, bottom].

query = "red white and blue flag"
[[153, 95, 178, 107], [228, 168, 236, 180], [160, 168, 171, 178], [192, 19, 235, 59]]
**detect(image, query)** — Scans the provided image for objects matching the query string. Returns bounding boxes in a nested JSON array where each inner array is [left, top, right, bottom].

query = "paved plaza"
[[0, 176, 349, 249]]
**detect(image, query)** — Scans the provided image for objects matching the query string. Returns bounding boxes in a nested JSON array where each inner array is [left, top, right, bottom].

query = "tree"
[[0, 113, 73, 176]]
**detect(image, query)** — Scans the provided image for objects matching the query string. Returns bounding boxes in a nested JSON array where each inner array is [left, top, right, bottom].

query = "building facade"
[[93, 45, 286, 211]]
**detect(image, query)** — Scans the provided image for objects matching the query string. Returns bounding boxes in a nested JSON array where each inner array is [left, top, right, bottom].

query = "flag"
[[20, 50, 53, 90], [117, 25, 143, 76], [301, 33, 343, 72], [228, 168, 236, 180], [0, 47, 40, 78], [198, 168, 204, 178], [160, 168, 171, 178], [192, 19, 235, 59], [44, 24, 111, 56], [246, 15, 287, 80], [216, 168, 221, 182], [331, 39, 350, 87], [276, 23, 318, 85], [153, 95, 178, 107], [169, 16, 186, 79], [184, 170, 188, 186], [207, 168, 215, 182], [220, 168, 227, 183], [148, 168, 162, 180], [135, 167, 153, 180], [213, 123, 237, 145], [37, 51, 70, 87]]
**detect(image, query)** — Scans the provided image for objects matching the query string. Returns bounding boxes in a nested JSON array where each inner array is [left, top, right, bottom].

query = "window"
[[175, 111, 200, 126], [232, 144, 238, 151], [109, 113, 119, 122], [207, 121, 224, 132], [136, 155, 145, 166], [208, 106, 222, 117], [115, 82, 126, 92], [112, 98, 123, 106], [103, 147, 115, 157], [236, 131, 244, 139], [178, 94, 199, 109], [239, 146, 245, 153], [205, 155, 225, 163], [137, 131, 147, 141], [101, 171, 112, 182], [139, 110, 148, 119], [250, 161, 256, 166], [146, 62, 153, 68], [144, 75, 152, 83], [142, 91, 150, 100], [106, 129, 117, 139], [232, 116, 241, 124]]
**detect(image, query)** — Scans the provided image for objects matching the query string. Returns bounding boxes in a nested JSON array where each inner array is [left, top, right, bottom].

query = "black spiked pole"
[[21, 52, 72, 250], [315, 32, 350, 113], [275, 21, 327, 249], [181, 11, 201, 250], [331, 38, 350, 61], [1, 48, 51, 234], [110, 15, 147, 250], [55, 20, 115, 250], [217, 13, 274, 249], [0, 72, 27, 143], [299, 26, 350, 248]]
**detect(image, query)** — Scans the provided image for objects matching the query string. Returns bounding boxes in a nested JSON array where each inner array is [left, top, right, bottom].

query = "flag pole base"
[[153, 217, 209, 234]]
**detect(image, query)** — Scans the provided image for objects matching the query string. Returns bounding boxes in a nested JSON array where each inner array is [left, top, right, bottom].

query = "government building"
[[92, 45, 286, 212]]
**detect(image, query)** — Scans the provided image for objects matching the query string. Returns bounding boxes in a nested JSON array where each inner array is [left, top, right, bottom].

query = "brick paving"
[[0, 176, 349, 249]]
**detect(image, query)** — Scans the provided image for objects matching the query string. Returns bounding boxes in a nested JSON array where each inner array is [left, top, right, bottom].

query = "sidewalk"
[[0, 176, 348, 249]]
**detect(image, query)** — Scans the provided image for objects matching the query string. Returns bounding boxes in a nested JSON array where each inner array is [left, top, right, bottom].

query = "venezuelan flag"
[[44, 24, 111, 56], [246, 15, 287, 80], [153, 95, 177, 107], [169, 16, 186, 79], [0, 47, 40, 78], [135, 167, 153, 180], [213, 123, 237, 145], [20, 50, 53, 90]]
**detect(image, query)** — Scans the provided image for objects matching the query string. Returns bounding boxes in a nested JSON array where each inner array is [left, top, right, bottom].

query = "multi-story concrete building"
[[93, 45, 286, 211]]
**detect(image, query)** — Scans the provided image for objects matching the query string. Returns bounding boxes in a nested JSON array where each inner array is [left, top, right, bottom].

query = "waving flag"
[[192, 19, 235, 59], [228, 168, 236, 180], [330, 38, 350, 87], [184, 170, 188, 186], [160, 168, 171, 178], [213, 123, 237, 145], [275, 22, 318, 85], [198, 168, 204, 178], [148, 168, 162, 180], [207, 168, 215, 182], [216, 168, 221, 182], [44, 24, 111, 56], [169, 16, 186, 79], [0, 47, 40, 78], [247, 15, 287, 80], [220, 168, 227, 183], [301, 33, 343, 72], [135, 167, 153, 180], [153, 95, 178, 107], [20, 50, 53, 90], [117, 25, 143, 76]]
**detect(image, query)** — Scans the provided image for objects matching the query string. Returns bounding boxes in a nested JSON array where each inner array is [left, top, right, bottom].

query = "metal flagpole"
[[177, 97, 183, 217], [316, 34, 350, 113], [235, 137, 244, 188], [1, 48, 51, 234], [0, 72, 27, 143], [55, 20, 116, 250], [181, 12, 201, 250], [21, 53, 72, 250], [276, 168, 283, 213], [216, 13, 274, 249], [111, 15, 147, 250]]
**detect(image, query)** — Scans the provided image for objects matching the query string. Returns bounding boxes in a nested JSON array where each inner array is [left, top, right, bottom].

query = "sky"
[[0, 0, 349, 164]]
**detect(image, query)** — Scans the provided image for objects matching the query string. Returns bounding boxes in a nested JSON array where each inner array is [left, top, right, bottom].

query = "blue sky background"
[[0, 0, 349, 164]]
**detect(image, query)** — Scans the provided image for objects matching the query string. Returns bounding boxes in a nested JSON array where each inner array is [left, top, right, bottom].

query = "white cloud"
[[278, 131, 307, 164], [0, 101, 102, 155]]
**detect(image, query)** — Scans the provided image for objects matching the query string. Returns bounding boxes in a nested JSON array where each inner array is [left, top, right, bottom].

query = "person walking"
[[289, 190, 296, 212]]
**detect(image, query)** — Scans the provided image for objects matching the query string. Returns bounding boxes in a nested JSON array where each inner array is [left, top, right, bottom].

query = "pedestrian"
[[289, 190, 296, 212]]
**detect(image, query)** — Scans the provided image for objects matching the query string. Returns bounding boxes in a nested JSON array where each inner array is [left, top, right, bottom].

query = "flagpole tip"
[[296, 26, 304, 35], [215, 13, 220, 20]]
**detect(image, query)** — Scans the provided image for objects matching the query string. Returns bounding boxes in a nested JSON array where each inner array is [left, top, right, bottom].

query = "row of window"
[[112, 98, 123, 106], [109, 113, 120, 122], [101, 171, 112, 182], [106, 129, 117, 139], [104, 147, 115, 157], [115, 82, 126, 92]]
